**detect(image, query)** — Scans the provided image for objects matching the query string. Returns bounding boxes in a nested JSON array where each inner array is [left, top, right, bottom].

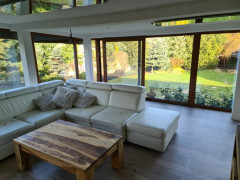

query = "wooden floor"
[[0, 102, 239, 180]]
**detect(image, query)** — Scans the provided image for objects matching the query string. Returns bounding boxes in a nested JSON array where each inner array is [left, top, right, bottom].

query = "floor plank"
[[0, 102, 239, 180]]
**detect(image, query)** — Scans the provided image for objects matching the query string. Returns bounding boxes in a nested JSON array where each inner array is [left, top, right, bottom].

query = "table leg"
[[76, 167, 94, 180], [14, 142, 31, 171], [111, 138, 123, 170]]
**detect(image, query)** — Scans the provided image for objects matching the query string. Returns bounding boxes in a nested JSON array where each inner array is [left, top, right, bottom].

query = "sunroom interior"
[[0, 0, 240, 179]]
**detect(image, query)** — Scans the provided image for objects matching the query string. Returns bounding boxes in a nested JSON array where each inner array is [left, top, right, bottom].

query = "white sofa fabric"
[[0, 79, 179, 160], [126, 107, 180, 152], [0, 80, 65, 160]]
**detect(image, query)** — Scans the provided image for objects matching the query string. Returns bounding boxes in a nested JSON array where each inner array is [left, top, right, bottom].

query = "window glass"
[[154, 19, 195, 27], [145, 36, 194, 103], [77, 43, 86, 80], [0, 31, 25, 91], [0, 4, 16, 14], [153, 15, 240, 27], [203, 15, 240, 23], [31, 0, 73, 13], [91, 40, 97, 81], [106, 41, 141, 85], [33, 34, 84, 82], [195, 33, 240, 109]]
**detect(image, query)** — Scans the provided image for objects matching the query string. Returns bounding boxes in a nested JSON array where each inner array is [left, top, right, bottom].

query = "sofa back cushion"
[[86, 89, 110, 106], [0, 92, 41, 122], [65, 79, 88, 92], [109, 91, 145, 112], [112, 84, 145, 93], [38, 80, 64, 95], [38, 80, 64, 91], [41, 87, 57, 95], [85, 82, 112, 106], [0, 93, 6, 100]]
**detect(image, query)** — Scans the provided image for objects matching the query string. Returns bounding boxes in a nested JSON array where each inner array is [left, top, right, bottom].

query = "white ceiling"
[[0, 0, 240, 37]]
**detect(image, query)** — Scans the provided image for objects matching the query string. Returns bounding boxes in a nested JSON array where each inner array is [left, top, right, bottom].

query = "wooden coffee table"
[[13, 120, 123, 180]]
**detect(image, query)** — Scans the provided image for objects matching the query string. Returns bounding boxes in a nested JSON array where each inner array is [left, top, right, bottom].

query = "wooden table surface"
[[13, 120, 123, 180]]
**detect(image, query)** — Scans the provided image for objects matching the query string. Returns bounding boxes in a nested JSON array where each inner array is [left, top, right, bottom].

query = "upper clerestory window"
[[31, 0, 106, 14], [153, 14, 240, 27]]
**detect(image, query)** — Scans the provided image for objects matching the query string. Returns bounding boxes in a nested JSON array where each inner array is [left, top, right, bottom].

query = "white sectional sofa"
[[0, 80, 65, 160], [65, 79, 145, 141], [0, 79, 179, 160]]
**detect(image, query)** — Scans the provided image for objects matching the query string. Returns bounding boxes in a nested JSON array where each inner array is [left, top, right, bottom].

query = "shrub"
[[79, 72, 86, 80], [195, 90, 233, 109], [170, 58, 184, 68], [159, 87, 188, 103]]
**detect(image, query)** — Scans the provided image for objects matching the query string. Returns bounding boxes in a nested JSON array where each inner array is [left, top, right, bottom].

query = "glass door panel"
[[145, 36, 194, 103], [195, 33, 240, 109], [105, 41, 142, 85]]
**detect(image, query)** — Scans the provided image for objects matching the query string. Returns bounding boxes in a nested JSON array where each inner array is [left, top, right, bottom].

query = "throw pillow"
[[33, 94, 57, 111], [52, 86, 77, 109], [73, 92, 96, 108]]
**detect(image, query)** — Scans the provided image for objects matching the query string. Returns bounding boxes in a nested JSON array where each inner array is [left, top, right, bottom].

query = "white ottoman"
[[126, 107, 180, 152]]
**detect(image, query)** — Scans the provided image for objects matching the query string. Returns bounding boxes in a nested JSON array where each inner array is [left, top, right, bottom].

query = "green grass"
[[108, 69, 235, 88], [108, 69, 236, 101]]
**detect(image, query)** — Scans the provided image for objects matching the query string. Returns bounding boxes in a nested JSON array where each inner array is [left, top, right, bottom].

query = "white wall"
[[17, 31, 38, 86]]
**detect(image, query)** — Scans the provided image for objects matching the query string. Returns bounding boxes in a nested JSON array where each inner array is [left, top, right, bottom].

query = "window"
[[153, 14, 240, 27], [203, 15, 240, 23], [145, 36, 194, 103], [31, 0, 74, 13], [32, 33, 84, 82], [96, 31, 240, 111], [195, 33, 240, 109], [0, 4, 16, 14], [104, 40, 142, 85], [0, 30, 25, 91], [91, 40, 97, 81], [77, 42, 86, 80], [153, 19, 195, 27], [31, 0, 106, 13]]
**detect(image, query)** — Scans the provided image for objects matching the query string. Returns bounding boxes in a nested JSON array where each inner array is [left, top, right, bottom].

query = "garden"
[[107, 33, 240, 109]]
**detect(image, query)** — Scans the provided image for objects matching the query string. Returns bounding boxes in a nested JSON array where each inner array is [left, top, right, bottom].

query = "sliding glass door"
[[103, 39, 143, 86], [96, 31, 240, 111], [145, 35, 194, 103], [195, 33, 240, 109]]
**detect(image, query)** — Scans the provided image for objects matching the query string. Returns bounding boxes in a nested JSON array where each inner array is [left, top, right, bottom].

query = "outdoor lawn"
[[108, 69, 235, 89], [108, 69, 236, 108]]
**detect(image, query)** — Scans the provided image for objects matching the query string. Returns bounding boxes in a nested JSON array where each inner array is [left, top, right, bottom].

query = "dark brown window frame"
[[95, 29, 240, 112], [31, 32, 83, 83]]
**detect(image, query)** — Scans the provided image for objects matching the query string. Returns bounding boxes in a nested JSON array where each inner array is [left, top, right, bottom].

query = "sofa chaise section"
[[16, 109, 65, 129], [127, 107, 180, 152], [0, 118, 33, 160], [91, 107, 137, 141], [0, 86, 41, 160], [0, 80, 65, 160]]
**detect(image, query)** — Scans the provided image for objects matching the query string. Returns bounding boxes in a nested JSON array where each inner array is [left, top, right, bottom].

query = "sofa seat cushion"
[[65, 105, 106, 124], [0, 118, 33, 146], [91, 107, 137, 132], [16, 109, 65, 129], [126, 107, 180, 139]]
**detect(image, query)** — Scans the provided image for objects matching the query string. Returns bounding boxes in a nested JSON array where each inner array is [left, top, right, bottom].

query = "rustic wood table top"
[[14, 120, 123, 180]]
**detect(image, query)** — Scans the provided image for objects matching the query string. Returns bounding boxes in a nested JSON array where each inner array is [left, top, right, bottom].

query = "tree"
[[198, 34, 226, 70], [0, 39, 23, 86], [146, 38, 170, 72], [220, 33, 240, 67]]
